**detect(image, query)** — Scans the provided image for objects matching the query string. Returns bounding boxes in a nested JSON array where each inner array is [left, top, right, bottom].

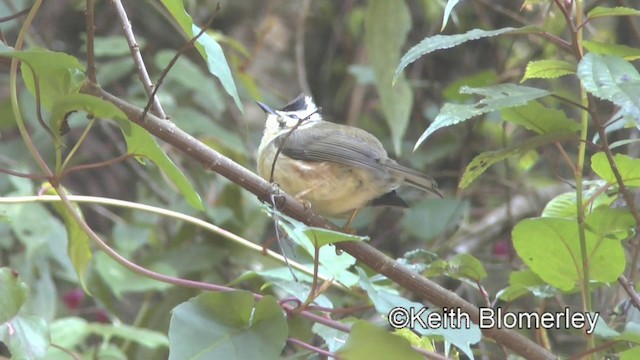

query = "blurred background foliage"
[[0, 0, 639, 358]]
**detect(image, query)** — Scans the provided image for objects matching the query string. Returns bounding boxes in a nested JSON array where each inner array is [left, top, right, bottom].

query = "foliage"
[[1, 0, 640, 359]]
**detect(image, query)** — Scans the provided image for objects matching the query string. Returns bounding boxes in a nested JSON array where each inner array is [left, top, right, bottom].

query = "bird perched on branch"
[[257, 94, 441, 225]]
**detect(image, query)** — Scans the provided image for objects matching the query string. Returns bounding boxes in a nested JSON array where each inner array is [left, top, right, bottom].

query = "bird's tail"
[[385, 163, 443, 198]]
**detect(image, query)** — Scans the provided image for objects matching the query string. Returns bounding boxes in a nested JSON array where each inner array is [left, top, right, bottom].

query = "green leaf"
[[159, 0, 242, 112], [621, 346, 640, 360], [541, 186, 615, 218], [41, 184, 93, 293], [49, 317, 89, 349], [337, 321, 422, 360], [587, 6, 640, 19], [356, 268, 480, 359], [0, 315, 50, 359], [396, 27, 533, 80], [442, 70, 498, 101], [441, 0, 462, 31], [0, 268, 29, 322], [365, 0, 413, 155], [577, 53, 640, 120], [497, 270, 557, 302], [447, 253, 487, 281], [521, 59, 575, 81], [88, 322, 169, 349], [416, 84, 551, 148], [273, 211, 364, 287], [0, 47, 85, 108], [50, 94, 204, 209], [500, 101, 580, 134], [591, 152, 640, 187], [168, 292, 287, 360], [583, 41, 640, 61], [94, 252, 174, 298], [459, 133, 570, 189], [313, 321, 353, 353], [401, 198, 468, 241], [513, 208, 633, 291]]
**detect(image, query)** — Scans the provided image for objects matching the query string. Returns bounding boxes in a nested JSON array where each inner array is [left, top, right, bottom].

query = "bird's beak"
[[256, 101, 276, 115]]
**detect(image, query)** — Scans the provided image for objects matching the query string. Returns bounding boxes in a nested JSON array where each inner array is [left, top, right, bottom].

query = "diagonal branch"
[[81, 82, 554, 360]]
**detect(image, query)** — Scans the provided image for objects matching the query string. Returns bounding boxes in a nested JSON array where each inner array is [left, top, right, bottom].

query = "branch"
[[111, 0, 167, 119], [81, 82, 555, 360]]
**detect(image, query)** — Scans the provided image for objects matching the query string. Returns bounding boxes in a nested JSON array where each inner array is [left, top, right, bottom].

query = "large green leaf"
[[168, 291, 287, 360], [0, 47, 85, 108], [591, 152, 640, 187], [577, 53, 640, 121], [512, 208, 633, 291], [159, 0, 242, 112], [365, 0, 413, 155], [416, 84, 550, 148], [337, 321, 422, 360]]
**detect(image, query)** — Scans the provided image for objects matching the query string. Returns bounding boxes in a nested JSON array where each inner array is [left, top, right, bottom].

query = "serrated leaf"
[[441, 0, 462, 31], [416, 84, 551, 148], [513, 208, 632, 291], [159, 0, 242, 112], [396, 27, 534, 80], [365, 0, 413, 155], [168, 292, 287, 360], [587, 6, 640, 19], [337, 321, 422, 360], [583, 41, 640, 61], [500, 101, 580, 134], [459, 133, 569, 189], [577, 53, 640, 120], [521, 59, 575, 81], [591, 152, 640, 187]]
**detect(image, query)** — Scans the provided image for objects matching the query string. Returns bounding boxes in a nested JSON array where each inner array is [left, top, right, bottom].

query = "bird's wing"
[[277, 125, 385, 172]]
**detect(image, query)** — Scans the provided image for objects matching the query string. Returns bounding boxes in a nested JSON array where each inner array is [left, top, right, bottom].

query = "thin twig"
[[85, 0, 96, 83], [111, 0, 167, 119], [0, 6, 30, 23], [140, 5, 220, 123], [295, 0, 312, 95]]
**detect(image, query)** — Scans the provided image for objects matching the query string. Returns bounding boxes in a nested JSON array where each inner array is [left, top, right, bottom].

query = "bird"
[[256, 94, 442, 225]]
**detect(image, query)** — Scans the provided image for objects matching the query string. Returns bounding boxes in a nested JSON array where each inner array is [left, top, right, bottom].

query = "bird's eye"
[[289, 114, 301, 121]]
